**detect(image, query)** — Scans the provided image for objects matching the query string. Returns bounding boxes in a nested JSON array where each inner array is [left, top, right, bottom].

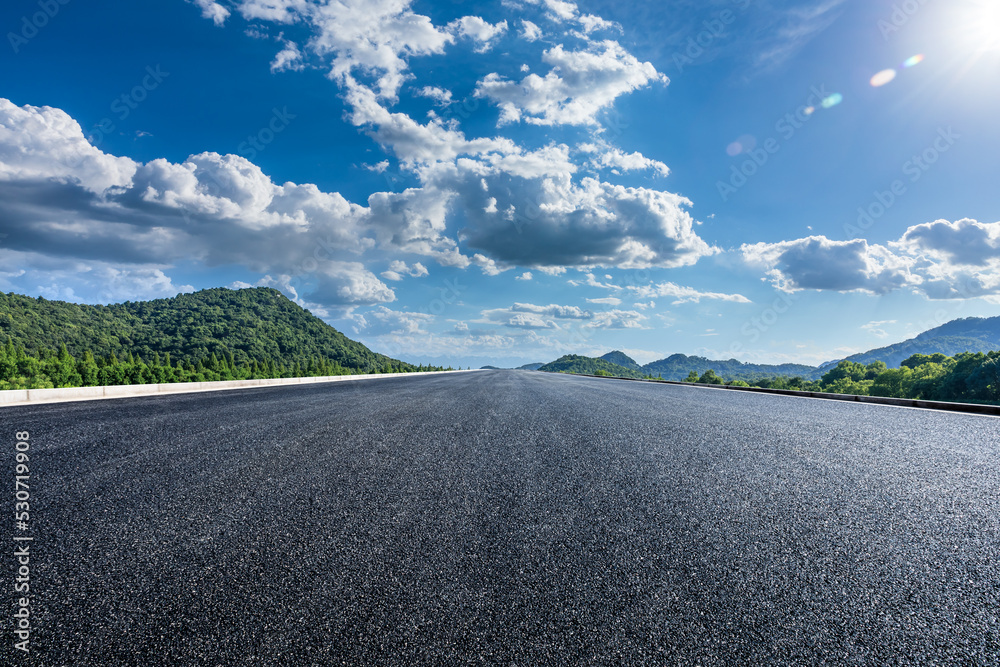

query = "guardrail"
[[0, 369, 483, 408], [550, 372, 1000, 417]]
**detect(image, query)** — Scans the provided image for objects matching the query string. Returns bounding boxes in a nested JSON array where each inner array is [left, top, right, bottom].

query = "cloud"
[[479, 301, 593, 329], [742, 221, 1000, 300], [448, 16, 508, 52], [0, 100, 419, 307], [861, 320, 896, 339], [270, 41, 305, 73], [454, 170, 717, 269], [472, 253, 507, 276], [895, 220, 1000, 299], [516, 271, 533, 280], [627, 282, 751, 304], [512, 302, 593, 319], [418, 86, 453, 106], [588, 309, 647, 329], [0, 248, 194, 304], [894, 218, 1000, 266], [741, 236, 917, 295], [380, 260, 429, 281], [586, 296, 621, 305], [245, 0, 457, 99], [311, 262, 396, 305], [189, 2, 712, 277], [521, 20, 542, 41], [0, 99, 137, 193], [568, 272, 618, 289], [361, 306, 435, 335], [751, 0, 848, 71], [475, 40, 667, 126], [191, 0, 230, 26], [2, 0, 732, 313], [579, 142, 670, 176]]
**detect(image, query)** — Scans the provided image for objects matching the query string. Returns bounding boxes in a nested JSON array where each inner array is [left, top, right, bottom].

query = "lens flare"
[[902, 54, 924, 68], [870, 69, 898, 87], [726, 134, 757, 156], [821, 93, 843, 109]]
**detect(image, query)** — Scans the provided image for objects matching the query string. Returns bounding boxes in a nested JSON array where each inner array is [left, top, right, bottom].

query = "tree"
[[698, 369, 723, 385], [77, 350, 100, 386], [870, 368, 912, 398], [684, 371, 699, 383], [864, 361, 888, 380], [821, 360, 868, 386], [901, 353, 950, 369]]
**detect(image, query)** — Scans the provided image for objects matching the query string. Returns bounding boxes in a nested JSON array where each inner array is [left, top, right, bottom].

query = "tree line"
[[0, 341, 448, 391], [681, 351, 1000, 404]]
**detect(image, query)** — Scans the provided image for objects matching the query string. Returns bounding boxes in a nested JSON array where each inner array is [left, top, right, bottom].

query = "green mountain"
[[517, 363, 545, 371], [600, 351, 641, 371], [641, 354, 821, 382], [538, 355, 645, 379], [540, 317, 1000, 383], [831, 316, 1000, 369], [0, 287, 421, 374]]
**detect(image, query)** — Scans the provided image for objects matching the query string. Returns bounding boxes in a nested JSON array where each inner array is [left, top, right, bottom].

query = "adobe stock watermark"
[[374, 275, 467, 361], [12, 431, 33, 655], [62, 65, 171, 171], [556, 269, 652, 353], [238, 107, 296, 161], [845, 126, 958, 239], [671, 0, 752, 74], [85, 66, 170, 148], [179, 106, 296, 227], [7, 0, 70, 54], [725, 290, 799, 359], [878, 0, 933, 41], [716, 85, 834, 202]]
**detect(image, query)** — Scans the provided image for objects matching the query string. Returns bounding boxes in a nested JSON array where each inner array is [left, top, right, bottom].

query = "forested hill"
[[834, 316, 1000, 368], [0, 287, 418, 374], [641, 353, 821, 382], [600, 351, 641, 371], [538, 355, 645, 379]]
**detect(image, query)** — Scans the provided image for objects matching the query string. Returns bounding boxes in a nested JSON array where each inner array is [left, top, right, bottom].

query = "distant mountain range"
[[828, 316, 1000, 369], [530, 316, 1000, 381]]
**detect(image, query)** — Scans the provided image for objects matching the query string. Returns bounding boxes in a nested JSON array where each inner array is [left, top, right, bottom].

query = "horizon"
[[7, 283, 997, 371], [2, 0, 999, 369]]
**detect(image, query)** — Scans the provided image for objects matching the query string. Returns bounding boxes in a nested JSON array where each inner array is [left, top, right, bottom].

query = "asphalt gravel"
[[2, 370, 999, 665]]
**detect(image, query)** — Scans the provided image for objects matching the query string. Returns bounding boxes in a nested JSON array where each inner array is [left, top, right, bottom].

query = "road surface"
[[3, 370, 999, 664]]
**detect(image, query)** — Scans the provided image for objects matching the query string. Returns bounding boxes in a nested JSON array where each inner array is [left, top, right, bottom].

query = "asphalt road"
[[3, 370, 999, 665]]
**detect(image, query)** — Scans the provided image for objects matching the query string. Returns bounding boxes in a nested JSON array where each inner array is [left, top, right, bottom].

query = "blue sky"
[[2, 0, 999, 368]]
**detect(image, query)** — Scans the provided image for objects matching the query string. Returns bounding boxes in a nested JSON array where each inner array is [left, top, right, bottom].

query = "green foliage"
[[0, 287, 443, 390], [538, 355, 645, 379], [697, 369, 724, 385], [642, 353, 820, 382], [743, 350, 1000, 405], [599, 351, 641, 371]]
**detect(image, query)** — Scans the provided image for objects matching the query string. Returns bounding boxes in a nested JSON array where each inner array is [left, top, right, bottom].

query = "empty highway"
[[3, 370, 999, 665]]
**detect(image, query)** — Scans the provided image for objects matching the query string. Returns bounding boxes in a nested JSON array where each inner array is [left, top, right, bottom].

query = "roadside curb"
[[0, 369, 484, 408], [552, 372, 1000, 417]]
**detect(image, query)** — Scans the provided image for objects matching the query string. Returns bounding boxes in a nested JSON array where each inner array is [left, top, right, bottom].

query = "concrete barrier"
[[0, 370, 482, 408]]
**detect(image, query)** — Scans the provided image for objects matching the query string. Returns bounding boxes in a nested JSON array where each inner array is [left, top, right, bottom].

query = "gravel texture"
[[3, 370, 999, 665]]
